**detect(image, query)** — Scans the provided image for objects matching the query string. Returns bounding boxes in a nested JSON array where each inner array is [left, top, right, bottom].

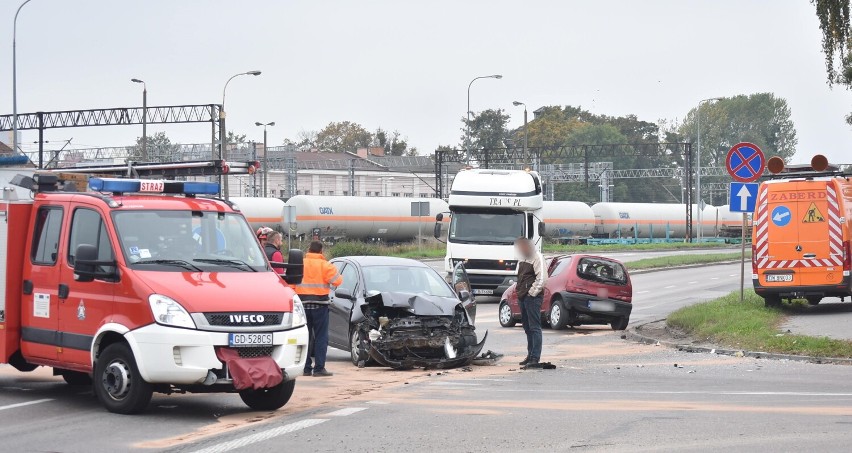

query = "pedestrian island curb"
[[625, 318, 852, 366]]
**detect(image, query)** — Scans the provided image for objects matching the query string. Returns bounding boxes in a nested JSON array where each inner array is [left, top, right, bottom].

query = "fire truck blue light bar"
[[88, 178, 220, 195]]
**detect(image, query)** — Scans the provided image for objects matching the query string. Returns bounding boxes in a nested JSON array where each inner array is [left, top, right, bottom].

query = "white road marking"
[[637, 290, 650, 294], [326, 407, 367, 416], [663, 285, 676, 289], [429, 381, 482, 386], [366, 400, 390, 405], [189, 419, 328, 453], [0, 399, 53, 411], [687, 281, 698, 284], [711, 277, 719, 280], [448, 388, 852, 397]]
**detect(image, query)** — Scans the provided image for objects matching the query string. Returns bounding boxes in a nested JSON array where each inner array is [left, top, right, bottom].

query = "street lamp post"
[[696, 97, 722, 242], [255, 121, 275, 197], [131, 79, 147, 161], [466, 74, 502, 156], [13, 0, 34, 164], [220, 70, 261, 199], [512, 101, 528, 169]]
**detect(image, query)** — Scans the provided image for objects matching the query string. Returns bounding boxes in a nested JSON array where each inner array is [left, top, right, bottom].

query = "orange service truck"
[[0, 164, 309, 414], [752, 155, 852, 307]]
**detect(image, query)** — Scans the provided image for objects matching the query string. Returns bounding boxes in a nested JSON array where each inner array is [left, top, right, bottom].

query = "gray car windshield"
[[112, 210, 268, 272], [362, 265, 456, 298]]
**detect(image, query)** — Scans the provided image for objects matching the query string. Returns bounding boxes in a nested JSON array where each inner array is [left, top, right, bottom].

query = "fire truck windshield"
[[112, 210, 268, 272]]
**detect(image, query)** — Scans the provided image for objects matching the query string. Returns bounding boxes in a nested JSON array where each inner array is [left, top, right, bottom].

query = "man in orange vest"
[[296, 241, 343, 377]]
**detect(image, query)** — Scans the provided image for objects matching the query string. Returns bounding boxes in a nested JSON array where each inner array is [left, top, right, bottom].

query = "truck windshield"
[[449, 211, 525, 244], [112, 210, 268, 272]]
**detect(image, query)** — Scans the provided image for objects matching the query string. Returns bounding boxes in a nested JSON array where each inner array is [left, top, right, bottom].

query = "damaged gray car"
[[327, 256, 486, 370]]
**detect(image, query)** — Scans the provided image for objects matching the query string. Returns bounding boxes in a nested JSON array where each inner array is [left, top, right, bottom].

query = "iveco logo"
[[229, 314, 265, 323]]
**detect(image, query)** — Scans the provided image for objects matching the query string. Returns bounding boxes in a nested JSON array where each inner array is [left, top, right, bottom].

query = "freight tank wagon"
[[234, 196, 449, 242], [542, 201, 596, 240], [591, 203, 721, 239]]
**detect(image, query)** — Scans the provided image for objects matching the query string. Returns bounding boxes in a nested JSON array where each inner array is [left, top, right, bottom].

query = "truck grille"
[[204, 313, 282, 327], [452, 259, 517, 271], [237, 346, 274, 359]]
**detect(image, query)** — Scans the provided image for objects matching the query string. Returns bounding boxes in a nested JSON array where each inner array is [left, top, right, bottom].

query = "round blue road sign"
[[726, 142, 765, 183], [771, 206, 792, 227]]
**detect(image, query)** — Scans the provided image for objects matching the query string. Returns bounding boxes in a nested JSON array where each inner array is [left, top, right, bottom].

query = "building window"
[[404, 193, 413, 198], [328, 191, 334, 196], [319, 191, 325, 196], [392, 192, 400, 197], [304, 190, 310, 195], [280, 190, 287, 197], [343, 191, 349, 196]]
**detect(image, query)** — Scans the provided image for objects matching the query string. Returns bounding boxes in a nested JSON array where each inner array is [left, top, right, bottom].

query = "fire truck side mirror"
[[74, 244, 99, 283], [73, 244, 117, 283], [281, 249, 304, 285]]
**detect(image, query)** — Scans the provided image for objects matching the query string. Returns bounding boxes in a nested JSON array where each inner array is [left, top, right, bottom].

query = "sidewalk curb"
[[626, 319, 852, 365]]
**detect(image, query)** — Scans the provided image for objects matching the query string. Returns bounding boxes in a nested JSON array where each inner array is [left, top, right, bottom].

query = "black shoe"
[[303, 370, 312, 377], [519, 357, 531, 366], [313, 368, 333, 377], [524, 360, 542, 369]]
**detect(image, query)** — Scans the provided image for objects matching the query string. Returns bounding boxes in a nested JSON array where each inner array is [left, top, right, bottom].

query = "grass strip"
[[667, 290, 852, 358], [627, 252, 748, 271]]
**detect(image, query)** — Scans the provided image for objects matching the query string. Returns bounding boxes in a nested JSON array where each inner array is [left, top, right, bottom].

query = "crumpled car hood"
[[364, 291, 466, 318]]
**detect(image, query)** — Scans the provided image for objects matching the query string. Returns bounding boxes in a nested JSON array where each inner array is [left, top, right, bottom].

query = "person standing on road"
[[264, 231, 285, 275], [515, 237, 547, 368], [295, 241, 343, 377]]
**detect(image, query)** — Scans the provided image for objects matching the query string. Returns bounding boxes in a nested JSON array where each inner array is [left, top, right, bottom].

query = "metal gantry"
[[0, 104, 225, 169]]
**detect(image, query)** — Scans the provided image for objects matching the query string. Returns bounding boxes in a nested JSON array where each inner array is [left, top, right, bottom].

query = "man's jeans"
[[519, 294, 543, 362], [304, 305, 330, 372]]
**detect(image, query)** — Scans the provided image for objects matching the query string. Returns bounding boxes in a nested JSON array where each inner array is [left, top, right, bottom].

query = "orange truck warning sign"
[[752, 156, 852, 307]]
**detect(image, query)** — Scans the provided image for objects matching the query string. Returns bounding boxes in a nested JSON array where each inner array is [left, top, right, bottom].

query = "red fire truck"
[[0, 163, 309, 414]]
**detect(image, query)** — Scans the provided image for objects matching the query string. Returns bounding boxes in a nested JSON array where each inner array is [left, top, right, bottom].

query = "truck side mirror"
[[74, 244, 116, 283], [435, 213, 443, 222], [282, 249, 304, 285], [538, 222, 546, 237], [433, 222, 442, 239]]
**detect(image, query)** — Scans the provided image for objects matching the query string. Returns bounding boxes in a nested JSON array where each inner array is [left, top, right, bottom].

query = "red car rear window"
[[576, 258, 627, 285]]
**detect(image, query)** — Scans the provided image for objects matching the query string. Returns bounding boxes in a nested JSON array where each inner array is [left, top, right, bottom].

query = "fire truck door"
[[57, 207, 117, 367], [21, 204, 67, 361]]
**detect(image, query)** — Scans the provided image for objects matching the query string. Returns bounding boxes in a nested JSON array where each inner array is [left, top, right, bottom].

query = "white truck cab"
[[435, 169, 545, 296]]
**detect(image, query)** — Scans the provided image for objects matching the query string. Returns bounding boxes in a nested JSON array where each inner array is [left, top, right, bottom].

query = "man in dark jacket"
[[515, 238, 547, 367], [264, 231, 285, 275]]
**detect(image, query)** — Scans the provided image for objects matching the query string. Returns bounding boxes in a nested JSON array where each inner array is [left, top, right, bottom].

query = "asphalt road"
[[4, 260, 852, 452]]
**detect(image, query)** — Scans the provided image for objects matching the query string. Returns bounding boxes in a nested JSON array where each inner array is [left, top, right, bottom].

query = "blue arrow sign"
[[729, 182, 758, 213], [771, 205, 792, 227]]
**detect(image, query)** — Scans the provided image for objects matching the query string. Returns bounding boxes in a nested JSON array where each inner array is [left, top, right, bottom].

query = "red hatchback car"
[[498, 254, 633, 330]]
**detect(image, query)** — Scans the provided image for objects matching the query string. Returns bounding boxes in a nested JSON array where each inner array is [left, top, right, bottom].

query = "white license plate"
[[588, 300, 615, 312], [765, 274, 793, 282], [473, 289, 494, 295], [228, 332, 273, 347]]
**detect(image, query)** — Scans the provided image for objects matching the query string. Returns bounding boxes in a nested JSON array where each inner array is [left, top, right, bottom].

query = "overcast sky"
[[3, 0, 850, 164]]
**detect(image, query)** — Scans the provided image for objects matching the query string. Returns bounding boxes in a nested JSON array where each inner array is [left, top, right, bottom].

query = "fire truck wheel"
[[94, 343, 153, 414], [239, 379, 296, 411], [61, 370, 93, 386], [806, 296, 822, 306]]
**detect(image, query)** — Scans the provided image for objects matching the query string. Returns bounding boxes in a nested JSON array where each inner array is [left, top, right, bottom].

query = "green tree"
[[678, 93, 797, 167], [374, 128, 418, 156], [461, 109, 511, 150], [132, 131, 180, 162], [678, 93, 797, 205], [813, 0, 852, 122], [316, 121, 372, 153]]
